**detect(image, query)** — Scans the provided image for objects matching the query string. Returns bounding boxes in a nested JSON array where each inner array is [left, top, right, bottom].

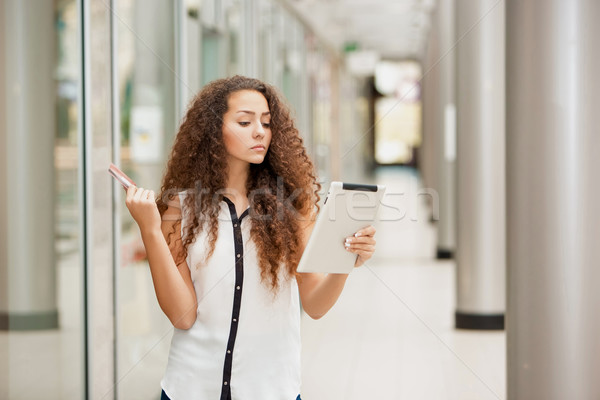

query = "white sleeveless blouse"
[[160, 194, 302, 400]]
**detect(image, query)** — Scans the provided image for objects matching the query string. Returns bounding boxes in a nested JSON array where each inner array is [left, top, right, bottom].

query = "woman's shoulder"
[[161, 191, 192, 223], [163, 192, 185, 210]]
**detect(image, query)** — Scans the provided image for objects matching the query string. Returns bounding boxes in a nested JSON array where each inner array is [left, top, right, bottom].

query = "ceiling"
[[286, 0, 436, 61]]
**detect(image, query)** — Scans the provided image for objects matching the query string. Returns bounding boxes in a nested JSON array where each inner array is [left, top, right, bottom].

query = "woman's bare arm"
[[126, 187, 197, 329]]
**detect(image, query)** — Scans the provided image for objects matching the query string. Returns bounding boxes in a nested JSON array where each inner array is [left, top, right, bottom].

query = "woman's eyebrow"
[[236, 110, 271, 116]]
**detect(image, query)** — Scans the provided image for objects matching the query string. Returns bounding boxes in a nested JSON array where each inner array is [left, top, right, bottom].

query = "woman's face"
[[222, 90, 272, 167]]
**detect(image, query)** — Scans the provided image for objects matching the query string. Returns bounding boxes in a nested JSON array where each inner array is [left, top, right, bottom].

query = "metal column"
[[420, 9, 441, 222], [436, 0, 457, 259], [506, 0, 600, 397], [0, 0, 57, 330], [455, 0, 505, 329]]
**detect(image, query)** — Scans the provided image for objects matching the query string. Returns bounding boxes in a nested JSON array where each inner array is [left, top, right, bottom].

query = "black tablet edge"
[[341, 182, 378, 192]]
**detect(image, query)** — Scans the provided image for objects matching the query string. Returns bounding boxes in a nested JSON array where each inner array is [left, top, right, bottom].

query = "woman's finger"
[[356, 248, 374, 257], [354, 225, 376, 238], [126, 185, 137, 202], [133, 187, 145, 201], [345, 243, 375, 253], [345, 236, 375, 245]]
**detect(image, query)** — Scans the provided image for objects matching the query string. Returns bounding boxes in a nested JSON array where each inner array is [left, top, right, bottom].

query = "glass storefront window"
[[1, 0, 84, 398], [223, 0, 243, 77], [115, 1, 177, 398], [201, 29, 225, 85]]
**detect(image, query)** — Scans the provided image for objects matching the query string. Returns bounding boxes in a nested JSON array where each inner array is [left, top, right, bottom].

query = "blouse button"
[[236, 286, 240, 290], [233, 318, 237, 322], [234, 223, 238, 228], [224, 381, 228, 386], [227, 350, 231, 354], [237, 254, 241, 258]]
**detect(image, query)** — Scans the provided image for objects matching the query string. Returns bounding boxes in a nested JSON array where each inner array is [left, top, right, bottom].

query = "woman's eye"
[[238, 121, 250, 127], [262, 123, 270, 128]]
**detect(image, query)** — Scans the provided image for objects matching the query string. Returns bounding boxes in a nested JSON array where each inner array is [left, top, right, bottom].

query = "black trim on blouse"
[[220, 197, 248, 400]]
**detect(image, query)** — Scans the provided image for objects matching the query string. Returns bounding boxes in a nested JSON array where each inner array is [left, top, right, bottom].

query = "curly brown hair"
[[157, 76, 320, 292]]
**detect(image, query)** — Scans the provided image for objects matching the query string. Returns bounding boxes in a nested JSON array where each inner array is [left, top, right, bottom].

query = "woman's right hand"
[[125, 186, 162, 234]]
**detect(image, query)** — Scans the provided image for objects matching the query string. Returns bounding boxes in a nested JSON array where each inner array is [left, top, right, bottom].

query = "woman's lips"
[[251, 145, 266, 151]]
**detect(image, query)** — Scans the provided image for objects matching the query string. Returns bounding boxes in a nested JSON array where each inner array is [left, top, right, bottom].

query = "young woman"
[[125, 76, 377, 400]]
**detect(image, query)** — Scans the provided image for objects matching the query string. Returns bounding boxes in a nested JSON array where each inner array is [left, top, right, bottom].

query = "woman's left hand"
[[344, 225, 377, 268]]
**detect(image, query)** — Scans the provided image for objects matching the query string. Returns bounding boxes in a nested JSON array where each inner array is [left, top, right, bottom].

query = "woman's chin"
[[249, 156, 267, 164]]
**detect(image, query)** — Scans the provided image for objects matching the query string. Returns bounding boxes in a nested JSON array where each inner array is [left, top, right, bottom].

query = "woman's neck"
[[225, 159, 249, 200]]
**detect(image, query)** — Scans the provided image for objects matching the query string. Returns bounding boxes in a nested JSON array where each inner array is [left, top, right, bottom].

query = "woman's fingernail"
[[345, 238, 352, 243], [355, 233, 361, 237]]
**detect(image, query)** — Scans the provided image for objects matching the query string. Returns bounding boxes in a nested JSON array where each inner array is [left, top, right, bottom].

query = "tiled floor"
[[300, 261, 505, 400]]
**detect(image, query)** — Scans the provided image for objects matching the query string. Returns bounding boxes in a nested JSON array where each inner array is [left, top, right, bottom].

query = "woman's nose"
[[254, 122, 265, 137]]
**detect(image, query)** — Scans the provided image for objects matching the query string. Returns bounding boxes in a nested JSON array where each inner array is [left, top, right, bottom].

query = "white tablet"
[[297, 181, 386, 274]]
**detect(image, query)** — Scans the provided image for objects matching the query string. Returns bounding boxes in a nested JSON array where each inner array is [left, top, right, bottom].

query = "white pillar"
[[455, 0, 505, 329], [0, 0, 7, 335], [420, 11, 441, 219], [506, 0, 600, 397], [0, 0, 57, 330], [435, 0, 457, 259]]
